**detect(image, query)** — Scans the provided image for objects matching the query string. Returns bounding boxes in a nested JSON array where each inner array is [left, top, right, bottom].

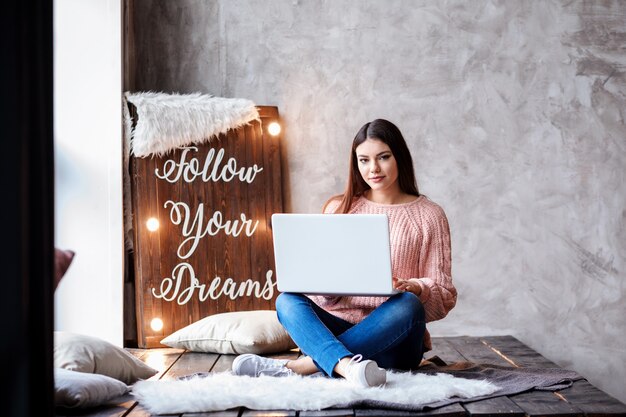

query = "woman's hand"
[[394, 278, 422, 296]]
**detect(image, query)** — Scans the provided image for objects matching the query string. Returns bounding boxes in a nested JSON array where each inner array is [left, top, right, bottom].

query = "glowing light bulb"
[[268, 122, 281, 136], [150, 317, 164, 332], [146, 217, 159, 232]]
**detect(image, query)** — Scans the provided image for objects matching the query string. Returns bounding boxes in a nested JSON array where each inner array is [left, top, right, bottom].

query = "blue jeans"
[[275, 292, 426, 376]]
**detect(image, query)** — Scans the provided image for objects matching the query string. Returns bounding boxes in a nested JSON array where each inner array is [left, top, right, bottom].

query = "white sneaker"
[[232, 354, 295, 377], [343, 354, 386, 387]]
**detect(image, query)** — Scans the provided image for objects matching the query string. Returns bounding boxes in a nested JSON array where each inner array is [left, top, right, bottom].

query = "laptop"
[[271, 213, 399, 296]]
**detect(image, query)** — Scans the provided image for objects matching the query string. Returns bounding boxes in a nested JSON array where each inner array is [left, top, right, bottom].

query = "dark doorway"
[[1, 1, 55, 416]]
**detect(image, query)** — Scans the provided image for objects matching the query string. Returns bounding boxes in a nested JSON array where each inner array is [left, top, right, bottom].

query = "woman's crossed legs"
[[275, 292, 426, 377]]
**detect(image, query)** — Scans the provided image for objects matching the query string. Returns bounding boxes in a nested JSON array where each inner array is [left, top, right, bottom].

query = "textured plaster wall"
[[132, 0, 626, 402]]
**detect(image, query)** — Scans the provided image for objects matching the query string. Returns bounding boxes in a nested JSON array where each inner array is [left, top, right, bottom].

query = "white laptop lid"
[[271, 213, 399, 296]]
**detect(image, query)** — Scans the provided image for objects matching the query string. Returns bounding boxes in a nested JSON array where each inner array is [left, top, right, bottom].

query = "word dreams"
[[152, 262, 276, 305]]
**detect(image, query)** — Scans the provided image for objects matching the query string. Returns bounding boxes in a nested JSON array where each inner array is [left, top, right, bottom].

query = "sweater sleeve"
[[410, 203, 457, 322]]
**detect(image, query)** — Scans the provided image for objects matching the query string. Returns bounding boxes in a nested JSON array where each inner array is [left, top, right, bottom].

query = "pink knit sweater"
[[309, 195, 457, 351]]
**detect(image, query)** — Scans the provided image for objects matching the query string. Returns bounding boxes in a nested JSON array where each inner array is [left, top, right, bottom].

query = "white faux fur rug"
[[132, 371, 498, 413], [125, 91, 259, 157]]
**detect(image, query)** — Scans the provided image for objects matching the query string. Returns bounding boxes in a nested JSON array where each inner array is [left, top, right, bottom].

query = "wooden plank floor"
[[55, 336, 626, 417]]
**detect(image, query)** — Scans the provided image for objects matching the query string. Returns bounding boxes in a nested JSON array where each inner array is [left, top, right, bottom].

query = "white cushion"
[[160, 310, 296, 354], [55, 368, 129, 408], [54, 332, 157, 384]]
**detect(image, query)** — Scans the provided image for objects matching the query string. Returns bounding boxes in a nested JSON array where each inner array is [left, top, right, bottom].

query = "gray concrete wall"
[[132, 0, 626, 402]]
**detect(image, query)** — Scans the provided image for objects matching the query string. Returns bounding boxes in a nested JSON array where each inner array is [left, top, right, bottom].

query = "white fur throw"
[[125, 92, 259, 158], [132, 371, 498, 413]]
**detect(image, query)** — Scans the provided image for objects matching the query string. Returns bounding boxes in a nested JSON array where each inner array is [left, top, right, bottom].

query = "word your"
[[155, 146, 263, 184], [165, 200, 259, 259], [152, 262, 276, 305]]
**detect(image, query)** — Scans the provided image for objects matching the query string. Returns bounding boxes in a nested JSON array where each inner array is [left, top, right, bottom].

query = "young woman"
[[232, 119, 457, 387]]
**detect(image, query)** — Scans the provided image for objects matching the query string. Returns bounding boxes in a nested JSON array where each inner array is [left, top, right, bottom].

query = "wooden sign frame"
[[130, 106, 282, 348]]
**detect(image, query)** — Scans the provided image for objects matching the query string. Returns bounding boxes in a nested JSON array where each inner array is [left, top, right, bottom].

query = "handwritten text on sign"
[[150, 146, 276, 305]]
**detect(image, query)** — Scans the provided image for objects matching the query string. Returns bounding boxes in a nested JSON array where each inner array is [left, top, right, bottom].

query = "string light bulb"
[[268, 122, 281, 136], [146, 217, 159, 232], [150, 317, 164, 332]]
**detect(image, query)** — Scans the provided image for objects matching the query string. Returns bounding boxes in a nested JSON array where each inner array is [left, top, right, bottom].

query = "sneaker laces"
[[344, 354, 386, 387], [344, 354, 364, 379], [347, 354, 364, 367], [348, 353, 363, 365], [257, 361, 294, 377]]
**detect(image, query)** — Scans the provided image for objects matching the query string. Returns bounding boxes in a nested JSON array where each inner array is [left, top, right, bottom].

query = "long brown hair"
[[330, 119, 420, 214]]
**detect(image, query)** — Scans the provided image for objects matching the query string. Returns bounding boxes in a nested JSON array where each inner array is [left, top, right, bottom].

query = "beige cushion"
[[54, 332, 157, 384], [55, 368, 129, 408], [160, 310, 296, 354]]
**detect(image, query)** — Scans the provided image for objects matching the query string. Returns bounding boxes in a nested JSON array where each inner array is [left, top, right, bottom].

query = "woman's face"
[[355, 138, 399, 194]]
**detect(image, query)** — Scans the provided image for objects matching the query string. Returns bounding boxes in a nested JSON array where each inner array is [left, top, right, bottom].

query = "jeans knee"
[[396, 291, 425, 323], [275, 292, 302, 322], [275, 292, 290, 314]]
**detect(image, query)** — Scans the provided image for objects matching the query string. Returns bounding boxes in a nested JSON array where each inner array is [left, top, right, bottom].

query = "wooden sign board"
[[130, 106, 282, 348]]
